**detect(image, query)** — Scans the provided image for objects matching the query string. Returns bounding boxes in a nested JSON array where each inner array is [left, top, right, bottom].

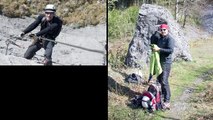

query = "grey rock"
[[125, 4, 192, 68]]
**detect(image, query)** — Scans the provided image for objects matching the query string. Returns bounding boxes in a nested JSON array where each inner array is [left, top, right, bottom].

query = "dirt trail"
[[0, 15, 106, 65]]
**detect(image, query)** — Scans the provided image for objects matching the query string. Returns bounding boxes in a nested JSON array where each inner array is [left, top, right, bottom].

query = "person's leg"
[[24, 43, 42, 59], [161, 63, 171, 103], [157, 72, 164, 100], [157, 63, 172, 109], [43, 41, 55, 65]]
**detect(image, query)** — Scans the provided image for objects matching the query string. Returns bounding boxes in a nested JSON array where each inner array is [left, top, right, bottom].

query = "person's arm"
[[150, 31, 159, 44], [23, 15, 43, 34], [159, 36, 174, 54], [35, 22, 59, 36]]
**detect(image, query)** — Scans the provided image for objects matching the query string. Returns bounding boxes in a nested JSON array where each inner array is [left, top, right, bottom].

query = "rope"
[[9, 35, 106, 54], [37, 36, 105, 54]]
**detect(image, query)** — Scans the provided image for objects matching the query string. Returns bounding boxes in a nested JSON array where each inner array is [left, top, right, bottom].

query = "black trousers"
[[24, 40, 55, 61], [157, 63, 172, 102]]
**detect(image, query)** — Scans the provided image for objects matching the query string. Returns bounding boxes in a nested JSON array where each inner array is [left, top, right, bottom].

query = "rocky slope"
[[0, 15, 106, 65]]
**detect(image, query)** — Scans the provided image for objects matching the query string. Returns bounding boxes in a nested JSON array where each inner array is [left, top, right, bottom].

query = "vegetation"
[[108, 6, 138, 42], [108, 6, 139, 69], [0, 0, 106, 27], [187, 69, 213, 120]]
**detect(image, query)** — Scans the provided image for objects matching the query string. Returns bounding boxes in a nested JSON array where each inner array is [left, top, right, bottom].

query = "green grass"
[[194, 82, 206, 93], [108, 102, 171, 120], [171, 42, 212, 118], [108, 6, 139, 42], [169, 61, 210, 99], [108, 104, 157, 120], [187, 80, 213, 119], [108, 6, 139, 68], [168, 38, 213, 99]]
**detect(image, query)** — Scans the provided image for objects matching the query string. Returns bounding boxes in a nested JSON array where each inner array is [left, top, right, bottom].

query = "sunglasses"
[[161, 29, 167, 31], [45, 12, 54, 15]]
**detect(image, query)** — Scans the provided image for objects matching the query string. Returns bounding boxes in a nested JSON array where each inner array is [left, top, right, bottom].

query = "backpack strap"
[[42, 16, 46, 22], [40, 16, 47, 28]]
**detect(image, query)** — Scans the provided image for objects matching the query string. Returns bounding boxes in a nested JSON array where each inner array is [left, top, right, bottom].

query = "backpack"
[[125, 73, 144, 84], [131, 83, 163, 112], [147, 83, 162, 110], [131, 91, 156, 113]]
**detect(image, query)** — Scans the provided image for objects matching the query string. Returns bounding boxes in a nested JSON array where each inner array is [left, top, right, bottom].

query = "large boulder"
[[125, 4, 192, 68]]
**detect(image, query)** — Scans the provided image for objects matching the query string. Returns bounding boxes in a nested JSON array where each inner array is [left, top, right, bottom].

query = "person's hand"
[[29, 34, 38, 40], [152, 45, 160, 52], [20, 32, 25, 38], [29, 33, 36, 38]]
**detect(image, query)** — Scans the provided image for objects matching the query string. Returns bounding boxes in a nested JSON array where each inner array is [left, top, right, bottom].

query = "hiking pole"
[[37, 36, 105, 54]]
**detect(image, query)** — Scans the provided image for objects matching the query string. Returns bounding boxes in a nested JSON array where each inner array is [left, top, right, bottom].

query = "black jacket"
[[151, 31, 174, 64], [23, 14, 62, 40]]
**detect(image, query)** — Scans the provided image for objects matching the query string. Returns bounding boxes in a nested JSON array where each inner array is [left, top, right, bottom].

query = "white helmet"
[[141, 96, 150, 108], [44, 4, 56, 12]]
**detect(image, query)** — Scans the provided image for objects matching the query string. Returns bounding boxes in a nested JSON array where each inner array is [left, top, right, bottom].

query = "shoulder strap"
[[41, 16, 46, 22], [40, 16, 47, 27]]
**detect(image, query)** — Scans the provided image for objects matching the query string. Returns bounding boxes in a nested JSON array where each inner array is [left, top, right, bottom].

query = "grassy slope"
[[170, 38, 213, 99], [186, 70, 213, 120], [108, 37, 213, 119], [0, 0, 106, 27]]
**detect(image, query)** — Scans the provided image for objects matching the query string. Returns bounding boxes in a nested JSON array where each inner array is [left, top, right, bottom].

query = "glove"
[[151, 44, 160, 52], [29, 33, 38, 45], [29, 33, 36, 38], [20, 32, 25, 38], [29, 34, 39, 41]]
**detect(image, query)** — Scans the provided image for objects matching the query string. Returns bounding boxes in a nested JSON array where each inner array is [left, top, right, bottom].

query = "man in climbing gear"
[[20, 4, 62, 65], [150, 24, 174, 110]]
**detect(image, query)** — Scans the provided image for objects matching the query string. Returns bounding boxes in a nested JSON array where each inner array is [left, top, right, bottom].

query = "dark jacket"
[[23, 14, 62, 40], [151, 31, 174, 64]]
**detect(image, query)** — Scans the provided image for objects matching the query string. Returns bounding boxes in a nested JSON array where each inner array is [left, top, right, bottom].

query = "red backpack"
[[147, 83, 162, 110], [141, 91, 157, 111], [131, 83, 162, 112]]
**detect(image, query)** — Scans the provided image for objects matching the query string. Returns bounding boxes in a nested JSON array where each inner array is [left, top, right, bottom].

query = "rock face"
[[0, 15, 106, 65], [125, 4, 192, 68], [0, 53, 40, 65]]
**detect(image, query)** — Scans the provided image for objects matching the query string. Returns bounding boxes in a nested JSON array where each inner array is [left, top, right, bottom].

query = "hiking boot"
[[43, 58, 52, 66], [162, 102, 170, 110]]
